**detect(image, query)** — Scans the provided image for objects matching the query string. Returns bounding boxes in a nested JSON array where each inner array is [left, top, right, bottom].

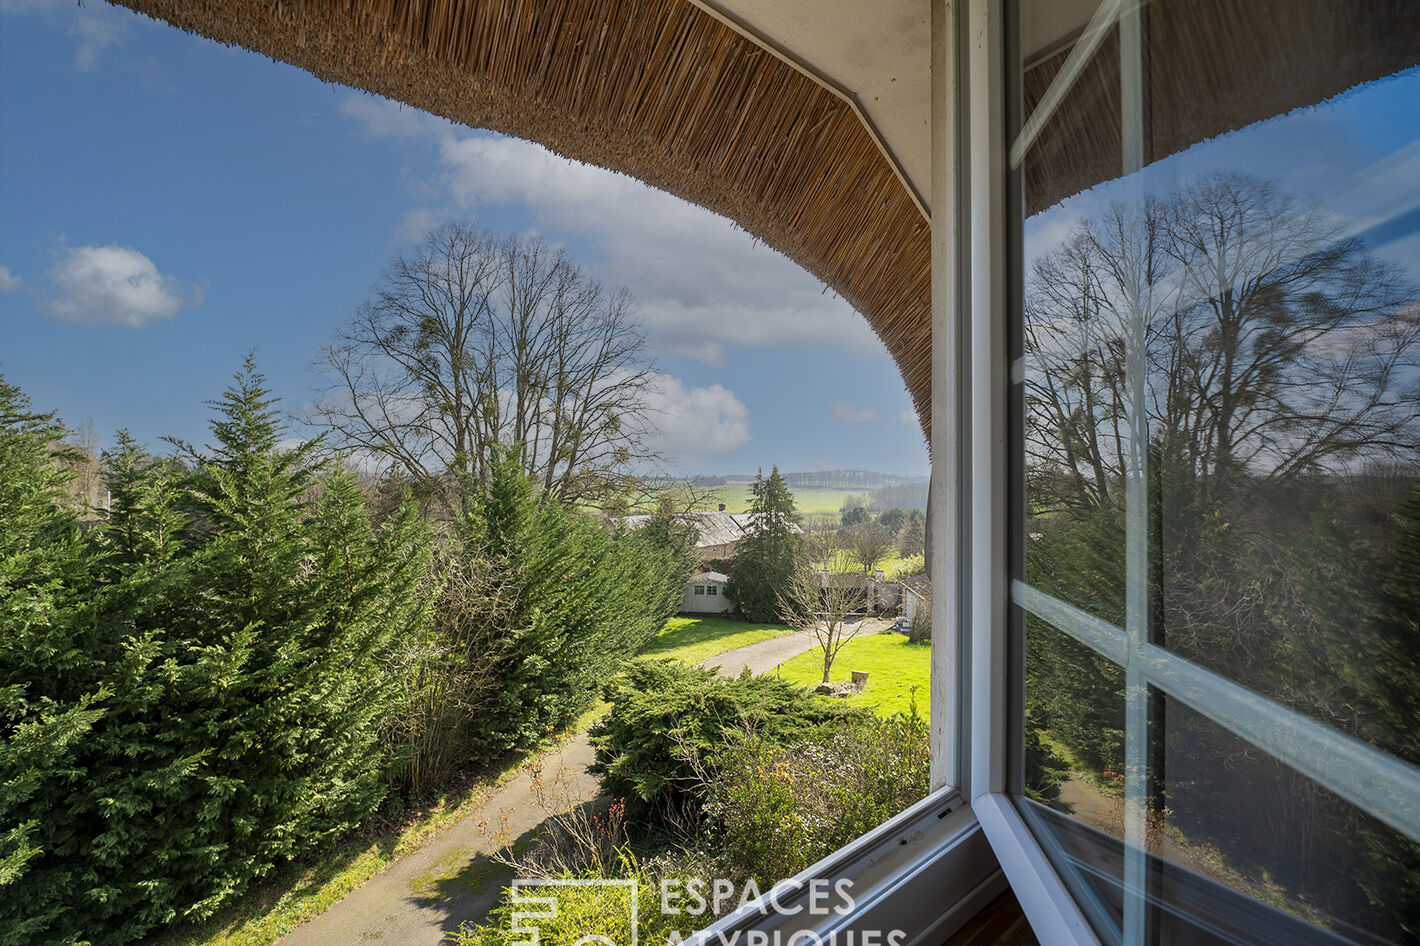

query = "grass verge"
[[638, 615, 796, 666], [142, 726, 591, 946], [772, 633, 930, 717]]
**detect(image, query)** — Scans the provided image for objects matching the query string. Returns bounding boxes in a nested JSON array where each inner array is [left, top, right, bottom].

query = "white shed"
[[682, 571, 732, 614]]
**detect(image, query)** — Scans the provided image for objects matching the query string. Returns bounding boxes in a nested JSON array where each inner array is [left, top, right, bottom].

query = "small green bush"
[[588, 660, 864, 816], [706, 710, 930, 884], [452, 856, 686, 946], [907, 603, 931, 644]]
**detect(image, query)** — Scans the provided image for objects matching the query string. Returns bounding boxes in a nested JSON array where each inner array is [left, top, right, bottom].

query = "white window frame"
[[960, 1, 1420, 943], [678, 3, 1419, 942]]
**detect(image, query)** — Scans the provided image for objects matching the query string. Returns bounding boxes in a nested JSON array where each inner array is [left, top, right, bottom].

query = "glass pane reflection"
[[1154, 697, 1420, 944], [1014, 0, 1420, 941]]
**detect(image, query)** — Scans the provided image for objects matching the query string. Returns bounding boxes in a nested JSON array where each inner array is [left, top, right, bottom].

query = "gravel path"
[[275, 626, 847, 945]]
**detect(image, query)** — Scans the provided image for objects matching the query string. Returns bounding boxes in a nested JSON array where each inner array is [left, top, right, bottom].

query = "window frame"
[[968, 1, 1420, 943]]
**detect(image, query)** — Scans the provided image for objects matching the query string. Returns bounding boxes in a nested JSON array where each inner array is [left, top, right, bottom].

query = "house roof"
[[900, 575, 931, 598], [690, 571, 729, 583]]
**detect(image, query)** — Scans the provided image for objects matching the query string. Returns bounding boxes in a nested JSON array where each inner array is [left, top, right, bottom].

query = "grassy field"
[[638, 615, 797, 666], [773, 633, 930, 718], [692, 483, 869, 517]]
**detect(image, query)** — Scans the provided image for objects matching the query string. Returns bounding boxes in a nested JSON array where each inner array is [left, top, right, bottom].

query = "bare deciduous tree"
[[845, 519, 893, 575], [312, 222, 661, 512], [1024, 172, 1420, 512], [58, 417, 104, 513], [780, 526, 868, 684]]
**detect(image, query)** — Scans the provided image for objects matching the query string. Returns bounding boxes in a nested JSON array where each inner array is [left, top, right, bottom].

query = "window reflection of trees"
[[1025, 171, 1419, 512], [1021, 171, 1420, 941]]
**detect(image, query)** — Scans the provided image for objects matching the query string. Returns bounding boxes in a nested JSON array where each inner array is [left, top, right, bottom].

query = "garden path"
[[275, 627, 840, 946]]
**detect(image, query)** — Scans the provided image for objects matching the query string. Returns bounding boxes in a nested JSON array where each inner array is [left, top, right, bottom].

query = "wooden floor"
[[942, 892, 1038, 946]]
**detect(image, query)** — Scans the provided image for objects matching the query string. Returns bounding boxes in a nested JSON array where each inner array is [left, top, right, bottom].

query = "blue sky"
[[0, 1, 929, 477], [1024, 65, 1420, 279]]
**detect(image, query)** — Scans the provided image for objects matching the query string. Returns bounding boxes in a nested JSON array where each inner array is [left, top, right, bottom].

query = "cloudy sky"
[[0, 2, 929, 477]]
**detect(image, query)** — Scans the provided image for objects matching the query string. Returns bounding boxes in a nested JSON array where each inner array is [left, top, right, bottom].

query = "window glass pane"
[[1152, 696, 1419, 944], [1025, 616, 1125, 806], [1019, 0, 1420, 757], [1021, 617, 1127, 939], [1013, 0, 1420, 940]]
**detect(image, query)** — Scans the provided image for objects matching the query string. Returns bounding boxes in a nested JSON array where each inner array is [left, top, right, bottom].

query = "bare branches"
[[778, 527, 868, 684], [310, 221, 663, 513], [1024, 172, 1420, 511]]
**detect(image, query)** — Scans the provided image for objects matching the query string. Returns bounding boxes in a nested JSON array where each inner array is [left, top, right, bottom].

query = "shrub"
[[907, 601, 931, 643], [387, 452, 696, 793], [589, 660, 864, 816], [706, 709, 930, 884], [452, 857, 685, 946]]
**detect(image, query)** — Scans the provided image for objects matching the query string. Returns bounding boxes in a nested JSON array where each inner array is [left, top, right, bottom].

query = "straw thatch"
[[1024, 0, 1420, 215], [111, 0, 1418, 446], [113, 0, 935, 436]]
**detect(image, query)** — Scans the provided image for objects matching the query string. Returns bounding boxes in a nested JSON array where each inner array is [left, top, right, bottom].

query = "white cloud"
[[831, 401, 878, 425], [642, 372, 751, 461], [0, 2, 132, 71], [69, 9, 128, 72], [0, 2, 134, 72], [340, 94, 888, 365], [340, 94, 450, 140], [41, 244, 198, 328], [899, 409, 918, 425], [0, 266, 22, 292]]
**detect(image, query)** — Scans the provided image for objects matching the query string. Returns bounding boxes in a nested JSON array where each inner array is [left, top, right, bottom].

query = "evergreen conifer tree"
[[2, 362, 432, 944], [726, 467, 806, 622], [0, 377, 110, 943]]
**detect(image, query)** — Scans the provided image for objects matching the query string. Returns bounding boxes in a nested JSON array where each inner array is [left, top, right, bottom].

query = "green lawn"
[[638, 615, 796, 666], [773, 633, 930, 718]]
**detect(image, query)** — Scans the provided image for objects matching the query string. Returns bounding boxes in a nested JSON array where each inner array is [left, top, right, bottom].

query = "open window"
[[986, 0, 1420, 942]]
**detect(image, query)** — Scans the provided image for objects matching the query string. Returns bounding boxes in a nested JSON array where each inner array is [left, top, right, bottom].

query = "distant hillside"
[[709, 470, 927, 489]]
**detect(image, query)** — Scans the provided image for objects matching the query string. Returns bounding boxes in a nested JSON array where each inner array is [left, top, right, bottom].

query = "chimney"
[[718, 503, 726, 512]]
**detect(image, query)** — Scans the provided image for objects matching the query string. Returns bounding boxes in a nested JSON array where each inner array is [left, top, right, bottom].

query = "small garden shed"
[[682, 571, 732, 614]]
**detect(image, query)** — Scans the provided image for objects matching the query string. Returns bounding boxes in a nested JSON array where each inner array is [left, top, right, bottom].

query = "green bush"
[[589, 660, 864, 816], [907, 603, 931, 644], [706, 710, 930, 884], [446, 451, 697, 766]]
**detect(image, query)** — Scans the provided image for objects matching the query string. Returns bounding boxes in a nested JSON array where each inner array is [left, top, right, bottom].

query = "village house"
[[620, 503, 802, 565]]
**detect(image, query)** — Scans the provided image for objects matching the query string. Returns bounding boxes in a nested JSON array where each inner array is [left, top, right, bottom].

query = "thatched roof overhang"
[[113, 0, 936, 438]]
